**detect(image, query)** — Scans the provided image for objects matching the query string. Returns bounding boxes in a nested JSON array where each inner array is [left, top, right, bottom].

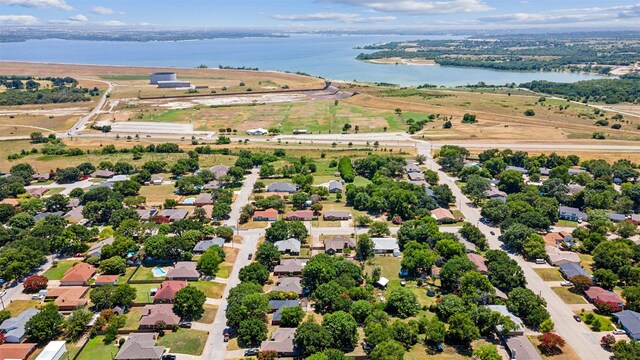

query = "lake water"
[[0, 34, 604, 86]]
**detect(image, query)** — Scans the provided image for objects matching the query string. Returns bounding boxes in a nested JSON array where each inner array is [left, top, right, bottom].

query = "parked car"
[[573, 315, 582, 322], [74, 253, 85, 258], [244, 349, 259, 356], [612, 329, 626, 335], [490, 231, 495, 235], [247, 253, 253, 260], [535, 259, 546, 264], [162, 355, 176, 360], [224, 333, 230, 342], [427, 290, 436, 297], [561, 281, 573, 286], [179, 322, 192, 329]]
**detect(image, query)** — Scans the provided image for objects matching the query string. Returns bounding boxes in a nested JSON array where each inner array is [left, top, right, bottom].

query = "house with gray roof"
[[87, 237, 115, 258], [0, 309, 40, 343], [403, 162, 421, 174], [484, 187, 507, 202], [34, 211, 64, 221], [260, 328, 297, 357], [328, 180, 343, 193], [325, 236, 356, 254], [135, 209, 155, 221], [559, 262, 591, 280], [194, 193, 214, 206], [273, 259, 307, 275], [323, 211, 351, 221], [209, 165, 230, 179], [505, 336, 542, 360], [558, 206, 588, 222], [165, 262, 199, 281], [269, 300, 301, 325], [91, 170, 115, 179], [407, 172, 425, 182], [613, 310, 640, 340], [267, 182, 298, 193], [158, 209, 188, 222], [486, 305, 524, 335], [64, 206, 85, 224], [32, 172, 50, 182], [506, 166, 529, 175], [271, 277, 303, 295], [193, 238, 225, 253], [606, 212, 626, 223], [371, 238, 400, 256], [274, 238, 301, 255], [203, 180, 222, 190], [115, 333, 165, 360]]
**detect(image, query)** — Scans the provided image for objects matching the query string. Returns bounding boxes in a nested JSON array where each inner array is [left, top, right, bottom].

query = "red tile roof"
[[467, 253, 488, 273], [95, 275, 119, 284], [0, 343, 37, 360], [153, 281, 187, 301], [584, 286, 624, 305], [60, 263, 96, 284], [253, 208, 278, 219]]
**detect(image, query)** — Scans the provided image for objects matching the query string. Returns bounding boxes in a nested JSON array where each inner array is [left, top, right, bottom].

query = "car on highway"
[[612, 329, 626, 335], [244, 349, 259, 356], [561, 281, 573, 286], [573, 315, 582, 322]]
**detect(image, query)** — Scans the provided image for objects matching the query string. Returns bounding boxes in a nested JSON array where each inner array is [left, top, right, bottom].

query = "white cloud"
[[0, 14, 39, 25], [99, 20, 125, 26], [479, 3, 640, 24], [321, 0, 492, 14], [273, 12, 395, 23], [0, 0, 72, 11], [90, 6, 114, 15], [68, 14, 87, 22]]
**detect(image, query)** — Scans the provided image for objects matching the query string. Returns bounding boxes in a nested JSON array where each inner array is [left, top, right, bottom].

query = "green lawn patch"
[[551, 287, 587, 304], [579, 254, 594, 274], [577, 310, 615, 332], [5, 300, 40, 317], [158, 329, 208, 355], [198, 304, 218, 324], [129, 283, 158, 303], [43, 260, 77, 280], [534, 268, 564, 282], [216, 263, 232, 278], [189, 281, 224, 299], [131, 265, 165, 282], [76, 336, 118, 360], [123, 307, 143, 330], [555, 219, 578, 227]]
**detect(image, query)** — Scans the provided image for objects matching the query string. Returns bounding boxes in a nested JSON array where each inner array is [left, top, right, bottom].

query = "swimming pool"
[[183, 198, 195, 205], [152, 267, 166, 277]]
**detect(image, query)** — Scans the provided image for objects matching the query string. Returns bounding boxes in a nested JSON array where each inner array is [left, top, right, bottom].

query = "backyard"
[[76, 336, 119, 360], [42, 260, 78, 280], [158, 329, 208, 355]]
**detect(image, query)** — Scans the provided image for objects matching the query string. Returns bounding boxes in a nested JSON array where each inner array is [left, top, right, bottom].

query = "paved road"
[[25, 179, 95, 196], [416, 141, 608, 360], [201, 168, 260, 360], [67, 80, 113, 137], [1, 255, 56, 309]]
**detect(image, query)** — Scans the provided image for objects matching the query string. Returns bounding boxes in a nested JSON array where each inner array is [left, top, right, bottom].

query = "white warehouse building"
[[149, 72, 177, 84]]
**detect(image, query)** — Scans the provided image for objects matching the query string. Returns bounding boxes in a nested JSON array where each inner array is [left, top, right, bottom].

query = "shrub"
[[524, 109, 536, 116], [338, 157, 355, 183], [23, 275, 48, 293]]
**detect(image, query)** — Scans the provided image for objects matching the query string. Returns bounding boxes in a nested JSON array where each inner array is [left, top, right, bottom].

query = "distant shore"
[[364, 57, 437, 66]]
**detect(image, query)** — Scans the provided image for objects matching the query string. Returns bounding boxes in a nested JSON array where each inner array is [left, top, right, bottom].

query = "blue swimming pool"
[[152, 267, 166, 277]]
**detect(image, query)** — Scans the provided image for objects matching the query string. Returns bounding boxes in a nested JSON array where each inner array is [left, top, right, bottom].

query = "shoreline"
[[365, 57, 438, 66]]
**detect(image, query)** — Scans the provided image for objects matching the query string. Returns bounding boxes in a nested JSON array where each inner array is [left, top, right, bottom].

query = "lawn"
[[198, 304, 218, 324], [76, 336, 119, 360], [579, 254, 594, 274], [370, 255, 402, 281], [551, 287, 587, 304], [158, 329, 208, 355], [216, 263, 233, 278], [130, 265, 166, 282], [5, 300, 40, 316], [534, 268, 564, 282], [129, 283, 158, 303], [405, 344, 470, 359], [555, 219, 578, 227], [239, 221, 268, 229], [139, 184, 178, 205], [577, 310, 615, 332], [528, 335, 582, 360], [123, 307, 143, 330], [42, 260, 78, 280], [189, 281, 225, 299], [119, 266, 137, 283]]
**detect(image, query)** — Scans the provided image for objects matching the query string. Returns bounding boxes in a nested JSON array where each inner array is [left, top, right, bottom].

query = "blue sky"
[[1, 0, 640, 30]]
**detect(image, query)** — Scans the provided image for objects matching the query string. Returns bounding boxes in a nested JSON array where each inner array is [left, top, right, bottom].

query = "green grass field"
[[577, 310, 615, 332], [130, 265, 166, 282], [189, 281, 225, 299], [42, 260, 78, 280], [129, 283, 158, 303], [552, 287, 587, 304], [123, 307, 143, 330], [534, 268, 564, 282], [76, 336, 118, 360], [158, 329, 208, 355]]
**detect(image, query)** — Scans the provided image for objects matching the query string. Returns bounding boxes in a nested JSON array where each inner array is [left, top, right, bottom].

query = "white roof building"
[[36, 341, 66, 360]]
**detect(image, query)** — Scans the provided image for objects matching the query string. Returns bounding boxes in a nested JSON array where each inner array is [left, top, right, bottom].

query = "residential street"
[[1, 254, 56, 308], [416, 141, 609, 360]]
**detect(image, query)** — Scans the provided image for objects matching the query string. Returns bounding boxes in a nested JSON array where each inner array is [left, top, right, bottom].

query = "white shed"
[[36, 341, 66, 360]]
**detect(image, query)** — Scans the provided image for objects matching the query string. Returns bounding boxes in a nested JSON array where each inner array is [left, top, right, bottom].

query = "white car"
[[560, 281, 573, 286], [612, 329, 626, 335]]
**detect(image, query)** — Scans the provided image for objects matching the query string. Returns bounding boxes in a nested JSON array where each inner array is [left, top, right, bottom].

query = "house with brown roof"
[[28, 187, 47, 198], [94, 275, 118, 286], [91, 170, 115, 179], [115, 333, 165, 360], [64, 206, 85, 224], [285, 210, 313, 221], [467, 253, 488, 274], [45, 287, 89, 310], [165, 262, 200, 281], [0, 343, 37, 360], [273, 259, 307, 276], [138, 304, 180, 328], [153, 281, 187, 303], [324, 236, 356, 255], [260, 328, 298, 357], [431, 208, 455, 224], [322, 211, 351, 221], [253, 208, 278, 221], [157, 209, 188, 223], [260, 192, 289, 199], [584, 286, 625, 308], [546, 246, 581, 266], [271, 277, 304, 296], [193, 193, 213, 206], [407, 172, 425, 182], [60, 263, 96, 286], [209, 165, 230, 179], [32, 172, 50, 182], [0, 198, 20, 207]]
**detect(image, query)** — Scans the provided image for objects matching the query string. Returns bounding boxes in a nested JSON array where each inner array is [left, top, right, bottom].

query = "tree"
[[432, 184, 455, 207], [502, 223, 534, 253], [538, 332, 565, 354], [25, 303, 64, 344], [522, 233, 546, 260], [239, 262, 270, 285], [464, 175, 490, 203], [112, 284, 136, 308], [368, 221, 390, 237], [473, 344, 501, 360], [507, 287, 550, 327], [369, 340, 405, 360], [622, 285, 640, 312], [238, 318, 268, 346], [305, 349, 347, 360], [386, 287, 419, 318], [440, 256, 476, 293], [539, 318, 555, 333], [294, 320, 333, 356], [23, 275, 48, 293], [459, 271, 495, 305], [64, 309, 92, 340], [173, 286, 206, 321], [99, 256, 126, 275], [280, 306, 304, 328], [255, 242, 280, 268], [524, 109, 536, 116], [447, 313, 480, 346], [459, 222, 488, 250], [45, 194, 68, 212], [424, 317, 446, 344], [312, 281, 348, 314], [197, 247, 223, 276], [389, 320, 417, 349], [499, 169, 525, 193], [356, 235, 374, 261], [570, 274, 592, 292], [612, 340, 640, 360], [323, 311, 358, 350], [351, 300, 373, 323], [481, 199, 510, 224]]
